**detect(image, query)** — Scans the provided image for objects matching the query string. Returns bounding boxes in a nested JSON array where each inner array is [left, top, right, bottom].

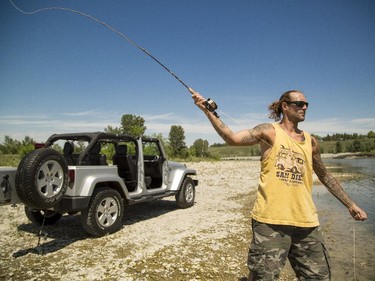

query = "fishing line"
[[10, 1, 373, 170], [10, 0, 273, 151], [9, 0, 190, 90], [353, 223, 357, 281], [9, 0, 269, 147], [9, 4, 370, 273]]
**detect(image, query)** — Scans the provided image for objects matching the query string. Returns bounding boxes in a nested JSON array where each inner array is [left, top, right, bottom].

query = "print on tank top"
[[274, 144, 305, 186]]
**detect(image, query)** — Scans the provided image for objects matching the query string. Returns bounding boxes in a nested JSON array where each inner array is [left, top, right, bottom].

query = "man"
[[190, 88, 367, 280]]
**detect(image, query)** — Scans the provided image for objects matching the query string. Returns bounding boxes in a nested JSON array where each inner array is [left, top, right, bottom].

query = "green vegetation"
[[209, 144, 261, 158], [105, 114, 147, 138], [168, 125, 189, 158], [211, 132, 375, 158], [1, 113, 374, 167], [0, 154, 21, 167], [312, 132, 375, 154]]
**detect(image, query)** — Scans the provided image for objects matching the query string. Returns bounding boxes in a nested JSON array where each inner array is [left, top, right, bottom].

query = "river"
[[312, 157, 375, 280], [315, 157, 375, 232]]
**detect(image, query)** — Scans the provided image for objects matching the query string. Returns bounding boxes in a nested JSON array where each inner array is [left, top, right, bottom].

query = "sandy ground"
[[0, 161, 374, 280]]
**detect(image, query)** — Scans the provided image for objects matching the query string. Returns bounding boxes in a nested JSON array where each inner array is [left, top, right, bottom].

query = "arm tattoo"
[[241, 123, 272, 146], [212, 119, 233, 143], [241, 129, 260, 145], [313, 152, 354, 208]]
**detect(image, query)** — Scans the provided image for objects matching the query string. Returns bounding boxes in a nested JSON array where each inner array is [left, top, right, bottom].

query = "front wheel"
[[80, 188, 124, 237], [176, 177, 195, 209]]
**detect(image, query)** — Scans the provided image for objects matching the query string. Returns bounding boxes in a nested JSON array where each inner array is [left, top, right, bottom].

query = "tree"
[[147, 133, 167, 146], [121, 114, 146, 137], [352, 139, 364, 152], [121, 114, 147, 137], [104, 114, 146, 138], [191, 138, 209, 157], [2, 136, 19, 154], [0, 136, 35, 155], [335, 140, 343, 154], [104, 125, 122, 134], [168, 125, 187, 158]]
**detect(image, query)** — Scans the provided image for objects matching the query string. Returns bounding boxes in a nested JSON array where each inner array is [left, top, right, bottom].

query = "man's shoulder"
[[254, 123, 276, 142], [257, 123, 277, 136], [256, 122, 275, 130]]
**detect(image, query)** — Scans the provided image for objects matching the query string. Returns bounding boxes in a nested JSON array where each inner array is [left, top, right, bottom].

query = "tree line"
[[313, 131, 375, 141], [312, 132, 375, 154], [0, 114, 374, 158], [0, 114, 212, 159]]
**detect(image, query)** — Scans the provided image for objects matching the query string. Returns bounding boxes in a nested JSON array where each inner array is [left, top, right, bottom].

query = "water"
[[318, 157, 375, 232], [312, 157, 375, 280]]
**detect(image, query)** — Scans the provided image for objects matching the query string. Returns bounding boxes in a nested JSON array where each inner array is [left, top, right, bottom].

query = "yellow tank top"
[[251, 123, 319, 227]]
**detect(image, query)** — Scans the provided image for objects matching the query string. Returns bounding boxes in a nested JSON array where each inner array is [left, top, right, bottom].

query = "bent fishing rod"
[[9, 0, 220, 117]]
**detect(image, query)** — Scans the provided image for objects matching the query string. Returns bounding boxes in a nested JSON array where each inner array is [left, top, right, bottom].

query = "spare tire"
[[15, 148, 68, 209]]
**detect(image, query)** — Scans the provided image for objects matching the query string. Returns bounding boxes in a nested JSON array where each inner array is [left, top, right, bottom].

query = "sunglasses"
[[286, 101, 309, 108]]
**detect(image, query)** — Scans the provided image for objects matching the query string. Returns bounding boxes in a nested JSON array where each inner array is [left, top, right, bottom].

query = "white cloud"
[[143, 113, 175, 121], [0, 111, 373, 145], [61, 111, 103, 116], [303, 118, 375, 136]]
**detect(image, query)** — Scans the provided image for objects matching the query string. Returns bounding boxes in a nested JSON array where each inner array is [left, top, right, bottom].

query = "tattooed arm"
[[190, 88, 274, 159], [312, 137, 367, 221]]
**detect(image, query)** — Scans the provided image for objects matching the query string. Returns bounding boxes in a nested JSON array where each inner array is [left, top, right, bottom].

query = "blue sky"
[[1, 0, 374, 146]]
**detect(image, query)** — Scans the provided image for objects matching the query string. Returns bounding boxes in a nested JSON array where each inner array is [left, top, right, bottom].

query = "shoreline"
[[220, 152, 375, 161], [325, 152, 375, 159]]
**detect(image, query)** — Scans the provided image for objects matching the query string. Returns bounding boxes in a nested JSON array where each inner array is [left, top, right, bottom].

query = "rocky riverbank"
[[1, 160, 373, 280]]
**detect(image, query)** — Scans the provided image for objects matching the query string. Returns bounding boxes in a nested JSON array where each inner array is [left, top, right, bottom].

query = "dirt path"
[[0, 161, 373, 280]]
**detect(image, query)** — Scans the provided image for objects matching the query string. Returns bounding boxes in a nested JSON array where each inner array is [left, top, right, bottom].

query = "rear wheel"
[[16, 148, 68, 209], [24, 206, 62, 225], [80, 188, 124, 237], [176, 177, 195, 209]]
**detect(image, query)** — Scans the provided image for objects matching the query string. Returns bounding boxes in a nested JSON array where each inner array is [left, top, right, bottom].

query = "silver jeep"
[[0, 132, 198, 236]]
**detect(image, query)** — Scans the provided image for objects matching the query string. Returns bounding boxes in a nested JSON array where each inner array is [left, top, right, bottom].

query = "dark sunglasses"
[[286, 101, 309, 108]]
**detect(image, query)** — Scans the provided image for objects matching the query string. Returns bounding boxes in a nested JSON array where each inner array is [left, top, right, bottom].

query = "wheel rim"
[[96, 197, 119, 227], [36, 160, 64, 198], [185, 183, 194, 203]]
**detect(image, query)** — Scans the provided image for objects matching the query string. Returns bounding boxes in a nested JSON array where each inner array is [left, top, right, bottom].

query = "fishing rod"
[[9, 0, 280, 153], [9, 0, 220, 117], [12, 3, 371, 225]]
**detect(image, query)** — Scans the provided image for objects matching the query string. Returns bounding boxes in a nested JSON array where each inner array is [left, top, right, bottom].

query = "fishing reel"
[[204, 98, 220, 118]]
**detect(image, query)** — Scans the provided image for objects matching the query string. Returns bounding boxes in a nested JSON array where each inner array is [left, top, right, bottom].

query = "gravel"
[[0, 161, 299, 281]]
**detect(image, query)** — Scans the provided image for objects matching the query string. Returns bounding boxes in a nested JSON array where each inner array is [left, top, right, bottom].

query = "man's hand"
[[349, 203, 368, 221], [189, 88, 207, 112]]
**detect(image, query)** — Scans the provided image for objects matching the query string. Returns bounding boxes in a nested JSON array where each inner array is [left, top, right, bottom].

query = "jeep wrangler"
[[0, 132, 198, 236]]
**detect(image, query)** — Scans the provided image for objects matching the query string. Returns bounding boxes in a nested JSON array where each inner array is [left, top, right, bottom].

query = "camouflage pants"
[[248, 219, 331, 280]]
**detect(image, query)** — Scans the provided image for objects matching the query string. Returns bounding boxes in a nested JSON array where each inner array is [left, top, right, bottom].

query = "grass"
[[0, 154, 21, 167]]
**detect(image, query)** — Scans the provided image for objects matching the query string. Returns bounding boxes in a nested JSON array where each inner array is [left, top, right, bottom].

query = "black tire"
[[15, 148, 68, 209], [176, 177, 195, 209], [80, 188, 124, 237], [24, 206, 62, 225]]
